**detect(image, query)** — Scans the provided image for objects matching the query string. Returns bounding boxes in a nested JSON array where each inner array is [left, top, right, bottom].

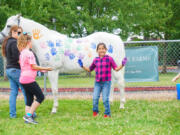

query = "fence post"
[[161, 42, 167, 73], [44, 72, 47, 95], [3, 57, 7, 81]]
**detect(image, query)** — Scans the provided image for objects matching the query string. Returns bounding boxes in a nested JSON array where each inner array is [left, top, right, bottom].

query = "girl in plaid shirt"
[[78, 43, 127, 117]]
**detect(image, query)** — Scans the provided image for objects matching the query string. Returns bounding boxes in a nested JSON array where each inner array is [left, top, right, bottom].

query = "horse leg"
[[117, 78, 126, 109], [48, 70, 59, 113]]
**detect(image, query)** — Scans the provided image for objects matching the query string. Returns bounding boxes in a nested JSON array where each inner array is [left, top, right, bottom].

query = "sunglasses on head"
[[23, 32, 27, 35], [17, 32, 29, 36], [23, 32, 30, 35]]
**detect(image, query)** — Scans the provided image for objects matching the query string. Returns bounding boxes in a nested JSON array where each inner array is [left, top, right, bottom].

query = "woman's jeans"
[[6, 68, 27, 118], [93, 81, 111, 115]]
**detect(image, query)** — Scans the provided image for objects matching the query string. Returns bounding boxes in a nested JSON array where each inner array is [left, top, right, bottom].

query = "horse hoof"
[[120, 105, 125, 109], [51, 111, 56, 114], [51, 108, 57, 114], [110, 101, 113, 104]]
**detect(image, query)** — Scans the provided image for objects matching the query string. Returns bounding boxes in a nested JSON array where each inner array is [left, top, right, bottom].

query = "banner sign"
[[125, 46, 159, 82]]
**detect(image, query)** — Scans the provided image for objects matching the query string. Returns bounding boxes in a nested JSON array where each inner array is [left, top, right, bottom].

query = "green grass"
[[0, 99, 180, 135], [127, 72, 177, 87], [0, 72, 177, 88]]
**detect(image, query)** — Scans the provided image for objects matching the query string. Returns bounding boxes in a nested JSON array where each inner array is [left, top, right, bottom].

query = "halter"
[[17, 16, 20, 26]]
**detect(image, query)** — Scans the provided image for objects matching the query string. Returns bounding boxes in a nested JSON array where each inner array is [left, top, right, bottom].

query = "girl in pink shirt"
[[17, 33, 52, 124]]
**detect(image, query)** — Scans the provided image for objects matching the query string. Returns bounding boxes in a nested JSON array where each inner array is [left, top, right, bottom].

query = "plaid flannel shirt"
[[89, 55, 117, 82]]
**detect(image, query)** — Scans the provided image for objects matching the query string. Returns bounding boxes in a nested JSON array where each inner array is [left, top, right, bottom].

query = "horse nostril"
[[7, 25, 11, 28]]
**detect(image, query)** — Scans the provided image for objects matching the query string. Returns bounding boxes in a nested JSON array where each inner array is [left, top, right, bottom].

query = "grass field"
[[0, 99, 180, 135], [0, 72, 177, 88]]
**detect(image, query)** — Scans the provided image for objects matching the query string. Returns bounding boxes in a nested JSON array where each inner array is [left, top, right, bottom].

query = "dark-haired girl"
[[78, 43, 127, 117]]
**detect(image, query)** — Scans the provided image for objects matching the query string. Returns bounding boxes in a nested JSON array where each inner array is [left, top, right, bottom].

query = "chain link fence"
[[124, 40, 180, 72], [0, 48, 6, 81], [0, 40, 180, 89], [124, 40, 180, 89]]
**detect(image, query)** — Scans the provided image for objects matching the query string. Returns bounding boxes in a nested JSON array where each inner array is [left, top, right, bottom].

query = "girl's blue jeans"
[[93, 81, 111, 115], [6, 68, 27, 118]]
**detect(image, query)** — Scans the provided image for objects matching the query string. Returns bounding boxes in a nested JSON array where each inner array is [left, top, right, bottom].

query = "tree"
[[0, 0, 179, 40]]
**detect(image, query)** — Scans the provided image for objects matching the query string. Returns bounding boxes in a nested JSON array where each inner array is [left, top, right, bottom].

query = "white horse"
[[0, 15, 126, 113]]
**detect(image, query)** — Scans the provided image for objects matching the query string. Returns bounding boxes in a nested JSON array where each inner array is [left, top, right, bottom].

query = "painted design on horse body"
[[40, 42, 47, 49], [64, 43, 71, 49], [84, 46, 89, 51], [36, 30, 112, 61], [69, 53, 75, 60], [64, 50, 76, 60], [50, 48, 57, 56], [108, 44, 113, 53], [47, 40, 54, 48], [45, 53, 50, 61], [32, 29, 43, 40], [88, 51, 92, 58], [67, 38, 73, 43], [71, 49, 77, 55], [78, 53, 85, 60], [64, 38, 73, 48], [83, 38, 89, 43], [58, 49, 64, 54], [55, 54, 60, 61], [45, 39, 93, 60], [56, 40, 63, 47], [64, 50, 71, 56], [76, 39, 82, 44], [76, 45, 82, 51], [91, 43, 96, 50]]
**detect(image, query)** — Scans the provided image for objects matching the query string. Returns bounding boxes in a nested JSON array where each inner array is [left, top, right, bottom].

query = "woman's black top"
[[5, 37, 20, 69]]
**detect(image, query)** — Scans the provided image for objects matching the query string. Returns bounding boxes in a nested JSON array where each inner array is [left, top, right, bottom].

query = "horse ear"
[[17, 13, 22, 19], [16, 14, 22, 26]]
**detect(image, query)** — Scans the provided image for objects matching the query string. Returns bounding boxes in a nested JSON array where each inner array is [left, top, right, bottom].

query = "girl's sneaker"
[[93, 112, 98, 117], [104, 114, 111, 118], [24, 120, 29, 124], [23, 115, 38, 124], [32, 112, 37, 119]]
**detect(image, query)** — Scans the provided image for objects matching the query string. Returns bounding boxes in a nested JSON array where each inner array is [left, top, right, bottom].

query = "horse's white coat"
[[0, 15, 126, 113]]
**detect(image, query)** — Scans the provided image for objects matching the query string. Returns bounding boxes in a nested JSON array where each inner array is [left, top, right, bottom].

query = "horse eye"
[[7, 25, 11, 28]]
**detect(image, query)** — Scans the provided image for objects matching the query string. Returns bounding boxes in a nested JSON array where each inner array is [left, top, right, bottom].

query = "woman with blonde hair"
[[18, 33, 52, 124], [1, 25, 27, 118]]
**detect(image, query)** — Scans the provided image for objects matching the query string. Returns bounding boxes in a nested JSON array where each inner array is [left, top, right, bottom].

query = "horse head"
[[0, 14, 21, 44]]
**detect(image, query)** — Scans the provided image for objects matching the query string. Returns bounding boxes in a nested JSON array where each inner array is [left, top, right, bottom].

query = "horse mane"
[[21, 16, 67, 38], [21, 16, 49, 30]]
